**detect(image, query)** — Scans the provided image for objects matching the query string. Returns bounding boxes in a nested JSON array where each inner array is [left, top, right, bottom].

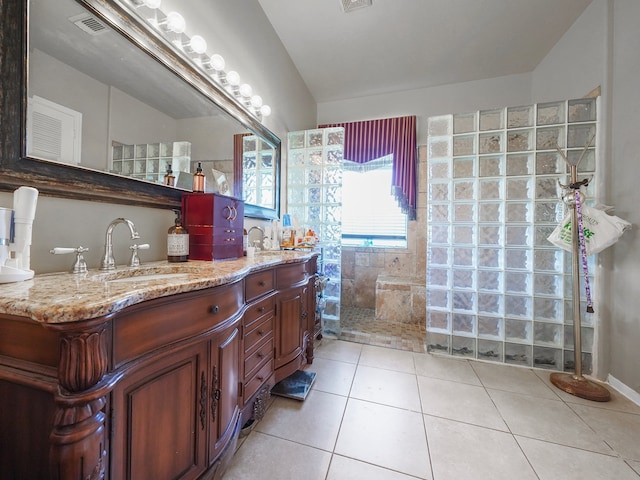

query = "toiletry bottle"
[[281, 214, 292, 248], [193, 162, 205, 192], [243, 228, 248, 256], [167, 211, 189, 262], [164, 164, 175, 186]]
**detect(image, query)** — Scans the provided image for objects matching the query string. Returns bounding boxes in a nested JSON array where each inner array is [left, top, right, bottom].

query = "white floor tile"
[[488, 389, 613, 454], [327, 455, 419, 480], [517, 436, 639, 480], [534, 369, 640, 414], [424, 415, 537, 480], [223, 431, 331, 480], [256, 389, 347, 451], [471, 361, 559, 399], [414, 352, 482, 385], [350, 364, 421, 411], [308, 357, 357, 397], [335, 398, 432, 479], [569, 402, 640, 461], [314, 338, 363, 364], [358, 344, 416, 373], [228, 340, 640, 480], [628, 459, 640, 475], [418, 376, 508, 431]]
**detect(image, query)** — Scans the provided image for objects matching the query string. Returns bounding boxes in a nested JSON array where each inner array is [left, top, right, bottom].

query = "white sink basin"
[[107, 273, 189, 284]]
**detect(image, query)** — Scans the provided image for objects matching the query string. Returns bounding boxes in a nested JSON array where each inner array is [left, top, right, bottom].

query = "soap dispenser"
[[167, 210, 189, 262], [164, 164, 175, 186], [192, 162, 205, 192]]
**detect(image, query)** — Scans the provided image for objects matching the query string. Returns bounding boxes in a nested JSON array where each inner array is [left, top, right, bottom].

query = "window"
[[341, 156, 407, 247]]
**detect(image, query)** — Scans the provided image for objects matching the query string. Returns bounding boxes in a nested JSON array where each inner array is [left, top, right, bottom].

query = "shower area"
[[288, 97, 599, 370], [287, 125, 427, 352], [425, 97, 598, 372]]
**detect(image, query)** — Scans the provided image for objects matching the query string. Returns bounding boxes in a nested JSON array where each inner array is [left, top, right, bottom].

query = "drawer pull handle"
[[257, 330, 264, 335], [257, 353, 264, 358], [257, 376, 264, 381], [258, 306, 265, 313], [258, 280, 266, 287], [210, 305, 220, 314]]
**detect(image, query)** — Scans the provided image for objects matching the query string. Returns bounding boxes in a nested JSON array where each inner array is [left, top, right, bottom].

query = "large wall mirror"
[[0, 0, 280, 219]]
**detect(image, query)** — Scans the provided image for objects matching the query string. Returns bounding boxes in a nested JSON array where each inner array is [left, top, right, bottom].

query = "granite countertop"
[[0, 251, 317, 324]]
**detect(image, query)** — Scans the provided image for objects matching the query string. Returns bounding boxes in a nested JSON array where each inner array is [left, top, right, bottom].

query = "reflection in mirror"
[[242, 136, 276, 210], [28, 0, 244, 185], [18, 0, 280, 217]]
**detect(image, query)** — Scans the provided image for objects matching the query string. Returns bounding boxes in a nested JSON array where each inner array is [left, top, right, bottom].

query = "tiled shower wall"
[[426, 98, 598, 372], [341, 146, 428, 311]]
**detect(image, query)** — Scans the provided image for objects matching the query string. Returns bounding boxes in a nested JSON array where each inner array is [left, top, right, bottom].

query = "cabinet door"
[[209, 324, 240, 461], [111, 343, 208, 480], [275, 286, 304, 369]]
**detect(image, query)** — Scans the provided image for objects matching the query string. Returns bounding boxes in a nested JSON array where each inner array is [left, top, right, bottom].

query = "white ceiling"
[[257, 0, 594, 103]]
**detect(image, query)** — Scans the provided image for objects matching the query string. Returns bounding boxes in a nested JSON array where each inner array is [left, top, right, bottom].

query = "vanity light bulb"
[[260, 105, 272, 117], [226, 70, 241, 86], [189, 35, 207, 54], [165, 11, 186, 33], [239, 84, 253, 98], [250, 95, 263, 108], [209, 54, 225, 71]]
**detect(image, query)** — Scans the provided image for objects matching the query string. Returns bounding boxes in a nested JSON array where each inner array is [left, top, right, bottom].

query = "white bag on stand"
[[548, 204, 631, 255]]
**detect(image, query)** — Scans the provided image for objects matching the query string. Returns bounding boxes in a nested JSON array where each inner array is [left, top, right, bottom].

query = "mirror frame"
[[0, 0, 280, 218]]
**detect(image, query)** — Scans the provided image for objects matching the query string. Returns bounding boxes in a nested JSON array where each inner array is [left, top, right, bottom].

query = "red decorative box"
[[182, 193, 244, 260]]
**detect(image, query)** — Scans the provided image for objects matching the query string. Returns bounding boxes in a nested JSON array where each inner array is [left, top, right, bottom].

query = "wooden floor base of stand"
[[550, 372, 611, 402]]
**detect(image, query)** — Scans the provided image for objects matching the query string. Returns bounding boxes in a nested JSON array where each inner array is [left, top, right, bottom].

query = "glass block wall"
[[426, 98, 598, 372], [242, 135, 275, 208], [288, 128, 344, 336]]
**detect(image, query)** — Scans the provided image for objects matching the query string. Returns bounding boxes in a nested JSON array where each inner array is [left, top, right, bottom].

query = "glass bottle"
[[167, 211, 189, 262], [192, 162, 205, 192], [164, 164, 175, 186], [243, 228, 248, 256]]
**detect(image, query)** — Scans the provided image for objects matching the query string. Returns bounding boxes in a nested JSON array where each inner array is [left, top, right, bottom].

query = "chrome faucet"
[[100, 218, 140, 270], [248, 226, 265, 250]]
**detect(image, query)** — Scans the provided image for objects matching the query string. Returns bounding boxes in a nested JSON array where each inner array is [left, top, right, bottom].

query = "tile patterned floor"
[[338, 306, 426, 353], [224, 339, 640, 480]]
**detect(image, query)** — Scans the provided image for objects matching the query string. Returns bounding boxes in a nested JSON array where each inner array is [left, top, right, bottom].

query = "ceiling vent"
[[68, 12, 109, 36], [340, 0, 373, 13]]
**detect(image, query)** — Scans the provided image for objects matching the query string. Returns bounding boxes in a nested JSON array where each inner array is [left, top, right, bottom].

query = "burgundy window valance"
[[319, 115, 417, 220]]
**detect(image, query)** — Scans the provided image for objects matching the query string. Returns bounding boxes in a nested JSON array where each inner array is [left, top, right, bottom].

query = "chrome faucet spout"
[[248, 226, 265, 250], [100, 218, 140, 270]]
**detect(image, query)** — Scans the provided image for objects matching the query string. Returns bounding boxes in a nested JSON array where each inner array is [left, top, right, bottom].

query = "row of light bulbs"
[[129, 0, 271, 118]]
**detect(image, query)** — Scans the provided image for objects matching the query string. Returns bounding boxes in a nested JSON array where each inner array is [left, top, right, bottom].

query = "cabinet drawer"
[[276, 263, 307, 289], [243, 295, 275, 329], [244, 315, 273, 354], [182, 193, 244, 227], [243, 358, 274, 403], [245, 269, 275, 302], [188, 242, 242, 261], [244, 336, 273, 380], [114, 281, 243, 367], [188, 228, 242, 242]]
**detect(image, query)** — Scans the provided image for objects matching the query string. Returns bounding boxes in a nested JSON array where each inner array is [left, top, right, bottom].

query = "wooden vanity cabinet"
[[109, 281, 243, 480], [274, 256, 318, 382], [110, 340, 208, 480], [0, 254, 318, 480], [241, 270, 276, 412]]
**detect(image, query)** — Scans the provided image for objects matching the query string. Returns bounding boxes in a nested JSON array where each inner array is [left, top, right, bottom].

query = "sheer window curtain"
[[319, 116, 417, 220]]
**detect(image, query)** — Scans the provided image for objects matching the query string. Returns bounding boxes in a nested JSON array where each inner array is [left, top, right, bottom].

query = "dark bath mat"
[[271, 370, 317, 401]]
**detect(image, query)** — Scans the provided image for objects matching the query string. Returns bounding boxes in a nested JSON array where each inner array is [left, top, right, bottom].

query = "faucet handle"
[[50, 246, 89, 274], [128, 243, 150, 267]]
